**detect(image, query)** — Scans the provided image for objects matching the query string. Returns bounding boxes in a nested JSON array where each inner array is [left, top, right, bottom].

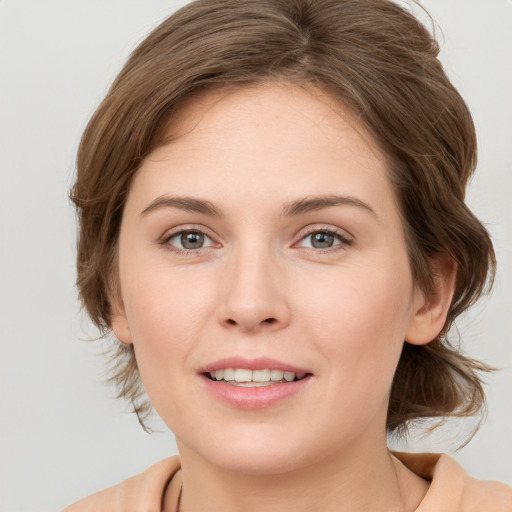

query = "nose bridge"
[[217, 240, 289, 332]]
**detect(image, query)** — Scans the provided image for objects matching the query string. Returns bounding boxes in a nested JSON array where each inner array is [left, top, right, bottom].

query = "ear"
[[405, 254, 457, 345], [110, 298, 133, 345]]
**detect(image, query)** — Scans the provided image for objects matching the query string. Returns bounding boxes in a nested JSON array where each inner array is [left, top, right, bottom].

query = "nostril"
[[223, 317, 278, 329]]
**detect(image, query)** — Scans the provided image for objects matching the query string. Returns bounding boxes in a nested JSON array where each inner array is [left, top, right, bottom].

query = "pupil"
[[181, 232, 204, 249], [312, 232, 334, 248]]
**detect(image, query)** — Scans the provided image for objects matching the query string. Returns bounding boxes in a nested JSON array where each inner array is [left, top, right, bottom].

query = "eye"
[[297, 229, 352, 250], [165, 230, 215, 251]]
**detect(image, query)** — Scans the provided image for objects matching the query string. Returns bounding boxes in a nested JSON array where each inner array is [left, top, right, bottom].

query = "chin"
[[184, 425, 313, 476], [213, 449, 306, 476]]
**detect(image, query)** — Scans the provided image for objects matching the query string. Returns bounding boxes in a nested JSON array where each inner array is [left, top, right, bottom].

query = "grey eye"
[[166, 230, 214, 251], [310, 232, 335, 249], [181, 231, 205, 249], [297, 229, 351, 250]]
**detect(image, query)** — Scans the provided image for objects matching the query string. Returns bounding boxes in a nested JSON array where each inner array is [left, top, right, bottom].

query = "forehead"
[[130, 82, 397, 220], [163, 82, 384, 162]]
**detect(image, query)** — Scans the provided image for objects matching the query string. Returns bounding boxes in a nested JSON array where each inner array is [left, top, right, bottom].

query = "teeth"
[[252, 369, 271, 382], [223, 368, 235, 381], [207, 368, 307, 384], [270, 369, 284, 381], [234, 368, 252, 382], [283, 371, 295, 382]]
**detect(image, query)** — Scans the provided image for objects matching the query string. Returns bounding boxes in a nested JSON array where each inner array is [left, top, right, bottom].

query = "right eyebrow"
[[282, 194, 377, 218], [140, 195, 223, 217]]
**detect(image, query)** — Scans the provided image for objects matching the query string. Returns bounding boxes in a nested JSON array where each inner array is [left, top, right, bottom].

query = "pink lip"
[[198, 356, 309, 374], [200, 374, 312, 409], [198, 356, 313, 409]]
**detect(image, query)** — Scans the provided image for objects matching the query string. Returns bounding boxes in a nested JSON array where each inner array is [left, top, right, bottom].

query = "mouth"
[[204, 368, 309, 387], [199, 357, 313, 407]]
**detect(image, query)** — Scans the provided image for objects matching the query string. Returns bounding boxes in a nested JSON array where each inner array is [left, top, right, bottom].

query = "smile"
[[206, 368, 307, 386], [200, 357, 313, 408]]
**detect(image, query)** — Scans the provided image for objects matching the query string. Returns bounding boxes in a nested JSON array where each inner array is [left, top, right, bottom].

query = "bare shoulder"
[[62, 457, 181, 512]]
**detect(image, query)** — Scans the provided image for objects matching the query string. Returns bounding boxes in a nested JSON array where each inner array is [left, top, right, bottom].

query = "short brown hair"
[[72, 0, 496, 433]]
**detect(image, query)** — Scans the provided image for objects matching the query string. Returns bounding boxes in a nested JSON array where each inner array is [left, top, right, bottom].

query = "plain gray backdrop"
[[1, 1, 511, 511]]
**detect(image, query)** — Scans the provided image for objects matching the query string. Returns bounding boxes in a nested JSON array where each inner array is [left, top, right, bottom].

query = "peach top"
[[63, 452, 512, 511]]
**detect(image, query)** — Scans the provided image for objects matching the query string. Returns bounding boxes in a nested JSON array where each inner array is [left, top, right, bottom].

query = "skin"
[[112, 83, 455, 512]]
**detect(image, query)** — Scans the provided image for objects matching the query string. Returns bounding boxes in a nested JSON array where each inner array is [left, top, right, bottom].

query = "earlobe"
[[111, 302, 133, 345], [405, 254, 457, 345]]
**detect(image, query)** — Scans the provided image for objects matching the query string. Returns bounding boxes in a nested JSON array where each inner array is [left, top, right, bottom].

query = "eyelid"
[[166, 230, 214, 247], [160, 224, 222, 253], [294, 225, 354, 249], [161, 223, 218, 240]]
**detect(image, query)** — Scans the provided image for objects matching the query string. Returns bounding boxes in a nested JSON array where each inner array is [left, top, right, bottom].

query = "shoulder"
[[460, 474, 512, 512], [62, 456, 181, 512], [393, 451, 512, 512]]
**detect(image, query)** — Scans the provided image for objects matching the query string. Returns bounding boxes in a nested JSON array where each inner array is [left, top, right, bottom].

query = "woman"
[[63, 0, 512, 510]]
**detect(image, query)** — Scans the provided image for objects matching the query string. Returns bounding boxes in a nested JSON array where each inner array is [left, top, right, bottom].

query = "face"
[[113, 83, 430, 474]]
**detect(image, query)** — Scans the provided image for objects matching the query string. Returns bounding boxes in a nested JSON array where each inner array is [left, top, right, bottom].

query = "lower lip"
[[200, 375, 312, 409]]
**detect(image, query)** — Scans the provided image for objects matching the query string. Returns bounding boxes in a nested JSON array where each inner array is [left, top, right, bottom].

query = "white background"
[[0, 1, 511, 511]]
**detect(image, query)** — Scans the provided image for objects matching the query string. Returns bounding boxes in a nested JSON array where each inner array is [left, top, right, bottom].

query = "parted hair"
[[72, 0, 495, 432]]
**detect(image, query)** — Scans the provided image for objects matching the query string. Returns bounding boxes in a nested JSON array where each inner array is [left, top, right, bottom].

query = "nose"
[[216, 246, 290, 334]]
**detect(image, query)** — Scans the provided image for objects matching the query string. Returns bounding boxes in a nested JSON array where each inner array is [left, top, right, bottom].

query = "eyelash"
[[161, 228, 218, 255], [160, 226, 353, 255], [296, 227, 353, 252]]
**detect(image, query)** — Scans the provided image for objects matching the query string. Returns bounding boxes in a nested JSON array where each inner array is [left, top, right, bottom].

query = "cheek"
[[296, 269, 413, 441], [119, 264, 216, 390], [299, 261, 414, 386], [122, 248, 216, 332], [120, 278, 214, 427]]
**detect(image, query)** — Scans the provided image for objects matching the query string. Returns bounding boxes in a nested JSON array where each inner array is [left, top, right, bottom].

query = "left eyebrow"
[[282, 195, 377, 218], [140, 195, 224, 217]]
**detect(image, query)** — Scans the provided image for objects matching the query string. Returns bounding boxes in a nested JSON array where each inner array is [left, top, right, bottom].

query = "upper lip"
[[198, 356, 310, 375]]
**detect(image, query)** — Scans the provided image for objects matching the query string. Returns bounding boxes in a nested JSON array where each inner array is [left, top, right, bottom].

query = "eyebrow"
[[282, 195, 377, 218], [140, 195, 223, 217], [140, 194, 376, 219]]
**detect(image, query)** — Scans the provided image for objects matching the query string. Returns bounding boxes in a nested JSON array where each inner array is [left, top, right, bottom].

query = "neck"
[[175, 438, 428, 512]]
